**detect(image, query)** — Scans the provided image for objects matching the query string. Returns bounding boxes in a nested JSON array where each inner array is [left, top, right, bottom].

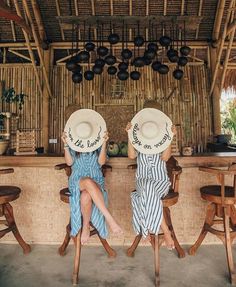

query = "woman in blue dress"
[[126, 122, 176, 250], [62, 131, 122, 245]]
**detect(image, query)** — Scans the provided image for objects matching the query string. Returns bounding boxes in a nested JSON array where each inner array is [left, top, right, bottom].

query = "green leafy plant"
[[222, 102, 236, 143], [2, 88, 27, 110], [0, 113, 6, 140]]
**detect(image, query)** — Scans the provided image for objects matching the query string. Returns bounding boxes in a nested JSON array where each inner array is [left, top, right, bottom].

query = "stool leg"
[[223, 206, 236, 285], [98, 235, 117, 258], [126, 234, 142, 257], [4, 203, 31, 254], [230, 206, 236, 231], [189, 203, 216, 256], [163, 207, 185, 258], [154, 235, 160, 287], [58, 222, 71, 256], [72, 230, 82, 285]]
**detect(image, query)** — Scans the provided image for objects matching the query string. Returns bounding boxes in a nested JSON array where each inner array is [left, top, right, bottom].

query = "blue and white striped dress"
[[68, 148, 108, 238], [131, 152, 171, 237]]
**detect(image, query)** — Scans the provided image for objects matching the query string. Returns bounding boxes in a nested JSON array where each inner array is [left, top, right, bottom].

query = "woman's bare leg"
[[79, 177, 123, 235], [80, 190, 92, 245], [161, 216, 174, 250]]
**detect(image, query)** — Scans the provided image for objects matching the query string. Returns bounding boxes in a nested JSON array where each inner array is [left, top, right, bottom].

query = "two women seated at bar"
[[61, 101, 176, 249]]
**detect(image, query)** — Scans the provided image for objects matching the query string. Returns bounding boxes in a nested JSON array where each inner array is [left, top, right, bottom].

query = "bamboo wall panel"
[[0, 65, 43, 150], [50, 64, 212, 154]]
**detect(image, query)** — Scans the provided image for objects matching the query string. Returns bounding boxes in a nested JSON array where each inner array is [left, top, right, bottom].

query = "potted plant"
[[0, 112, 9, 155], [0, 86, 27, 155]]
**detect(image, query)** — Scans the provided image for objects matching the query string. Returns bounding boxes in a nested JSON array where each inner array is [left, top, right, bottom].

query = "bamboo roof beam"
[[91, 0, 97, 40], [129, 0, 132, 40], [8, 48, 31, 61], [212, 0, 226, 41], [31, 0, 46, 43], [181, 0, 185, 15], [220, 10, 236, 92], [22, 0, 52, 98], [195, 0, 203, 39], [12, 0, 43, 98], [164, 0, 167, 16], [145, 0, 149, 40], [7, 0, 16, 41], [209, 0, 235, 95], [0, 0, 31, 34], [74, 0, 81, 41], [210, 0, 235, 134], [55, 0, 66, 41]]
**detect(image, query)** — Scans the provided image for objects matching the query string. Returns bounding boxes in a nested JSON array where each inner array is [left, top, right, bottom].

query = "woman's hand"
[[125, 122, 132, 133], [171, 125, 177, 136], [61, 131, 68, 145], [103, 131, 109, 143]]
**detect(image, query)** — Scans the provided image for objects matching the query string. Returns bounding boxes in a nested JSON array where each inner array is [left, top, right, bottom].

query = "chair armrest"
[[0, 168, 14, 174], [102, 164, 112, 177], [127, 164, 137, 170], [54, 163, 71, 177], [102, 164, 112, 172], [54, 163, 69, 170], [199, 166, 236, 175]]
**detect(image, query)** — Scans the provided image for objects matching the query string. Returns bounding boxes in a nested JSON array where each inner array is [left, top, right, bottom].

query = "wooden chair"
[[126, 156, 185, 286], [188, 164, 236, 285], [0, 168, 31, 254], [55, 163, 116, 285]]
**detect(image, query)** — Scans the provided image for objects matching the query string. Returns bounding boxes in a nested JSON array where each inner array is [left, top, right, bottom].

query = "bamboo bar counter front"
[[0, 153, 235, 245], [0, 0, 236, 249]]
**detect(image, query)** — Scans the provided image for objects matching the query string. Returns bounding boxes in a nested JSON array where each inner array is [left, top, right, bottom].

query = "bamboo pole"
[[6, 0, 16, 41], [22, 0, 52, 98], [209, 0, 235, 95], [212, 0, 227, 41], [220, 12, 236, 92], [30, 0, 46, 42], [13, 0, 44, 99], [55, 0, 66, 41]]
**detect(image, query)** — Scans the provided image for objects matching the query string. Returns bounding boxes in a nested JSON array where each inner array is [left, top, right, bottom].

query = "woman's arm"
[[61, 132, 73, 166], [161, 125, 177, 162], [126, 122, 137, 159], [98, 131, 109, 165]]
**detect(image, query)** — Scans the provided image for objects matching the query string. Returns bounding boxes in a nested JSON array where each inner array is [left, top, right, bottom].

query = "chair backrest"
[[199, 163, 236, 203], [166, 156, 182, 193], [0, 168, 14, 175], [54, 163, 112, 178], [127, 156, 182, 193]]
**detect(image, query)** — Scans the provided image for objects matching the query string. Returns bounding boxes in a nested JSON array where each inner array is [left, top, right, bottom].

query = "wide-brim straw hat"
[[128, 108, 173, 154], [64, 109, 106, 152]]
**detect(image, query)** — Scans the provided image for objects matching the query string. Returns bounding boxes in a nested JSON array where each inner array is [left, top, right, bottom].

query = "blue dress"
[[131, 152, 170, 237], [68, 148, 108, 238]]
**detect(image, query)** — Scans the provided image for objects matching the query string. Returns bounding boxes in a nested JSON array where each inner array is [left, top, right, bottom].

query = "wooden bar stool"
[[189, 164, 236, 285], [0, 168, 31, 254], [126, 156, 185, 287], [55, 163, 116, 285]]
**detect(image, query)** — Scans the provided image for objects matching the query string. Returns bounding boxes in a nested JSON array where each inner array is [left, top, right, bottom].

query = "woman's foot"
[[163, 230, 175, 250], [142, 233, 151, 243], [108, 219, 123, 236], [81, 225, 90, 245]]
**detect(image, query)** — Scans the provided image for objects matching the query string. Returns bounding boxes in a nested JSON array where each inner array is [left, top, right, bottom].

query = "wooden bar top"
[[0, 152, 235, 168]]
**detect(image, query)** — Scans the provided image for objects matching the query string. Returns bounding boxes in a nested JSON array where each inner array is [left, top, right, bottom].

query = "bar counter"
[[0, 153, 235, 246]]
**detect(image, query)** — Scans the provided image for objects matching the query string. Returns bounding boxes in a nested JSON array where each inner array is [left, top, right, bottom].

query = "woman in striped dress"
[[126, 123, 176, 249], [62, 131, 122, 245]]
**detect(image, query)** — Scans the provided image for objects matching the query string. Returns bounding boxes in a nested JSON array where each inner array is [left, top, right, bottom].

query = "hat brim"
[[64, 109, 106, 152], [128, 108, 173, 154]]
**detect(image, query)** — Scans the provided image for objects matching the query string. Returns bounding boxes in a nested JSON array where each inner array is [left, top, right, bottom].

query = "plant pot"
[[0, 140, 9, 155], [182, 146, 193, 156]]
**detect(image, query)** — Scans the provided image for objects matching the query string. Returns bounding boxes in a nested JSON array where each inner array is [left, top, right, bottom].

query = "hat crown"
[[75, 122, 92, 139], [141, 121, 159, 139]]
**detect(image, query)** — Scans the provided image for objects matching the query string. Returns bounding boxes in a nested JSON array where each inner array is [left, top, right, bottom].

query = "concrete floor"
[[0, 244, 234, 287]]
